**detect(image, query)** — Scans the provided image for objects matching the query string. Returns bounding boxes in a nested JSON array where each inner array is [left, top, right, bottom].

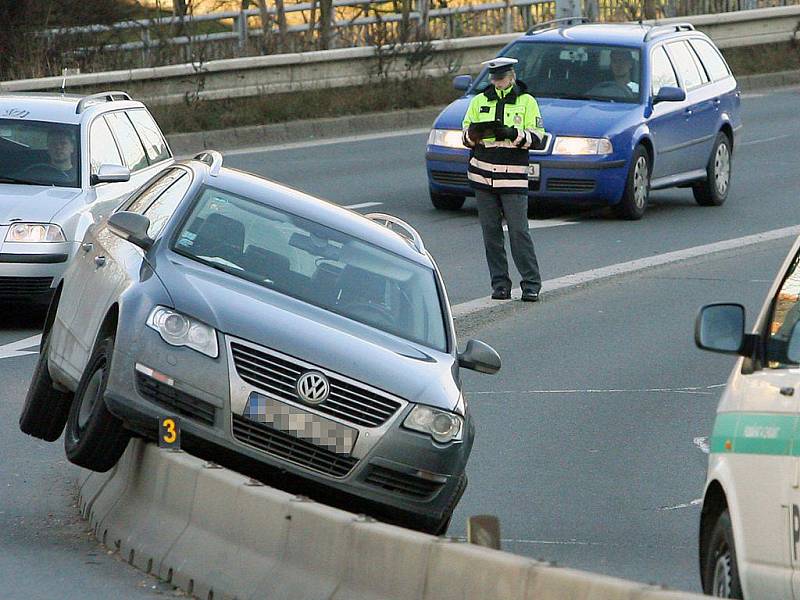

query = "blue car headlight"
[[552, 136, 613, 156], [404, 404, 464, 443], [146, 306, 219, 358], [428, 129, 465, 149]]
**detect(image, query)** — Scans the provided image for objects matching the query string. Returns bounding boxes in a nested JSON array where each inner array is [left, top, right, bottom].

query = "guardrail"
[[78, 439, 706, 600], [3, 5, 799, 106]]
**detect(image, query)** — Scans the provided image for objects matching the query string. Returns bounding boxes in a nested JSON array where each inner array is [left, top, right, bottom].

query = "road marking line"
[[452, 224, 800, 322], [694, 436, 711, 454], [0, 334, 42, 360], [468, 384, 724, 396], [658, 498, 703, 511], [740, 133, 793, 147], [503, 219, 579, 232], [344, 202, 383, 210]]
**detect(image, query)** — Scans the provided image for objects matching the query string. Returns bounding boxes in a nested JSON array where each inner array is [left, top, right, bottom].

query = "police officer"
[[462, 57, 545, 302]]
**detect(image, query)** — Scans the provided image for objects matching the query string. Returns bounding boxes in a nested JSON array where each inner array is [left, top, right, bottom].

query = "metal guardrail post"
[[237, 10, 249, 50], [555, 0, 582, 22], [141, 27, 151, 64]]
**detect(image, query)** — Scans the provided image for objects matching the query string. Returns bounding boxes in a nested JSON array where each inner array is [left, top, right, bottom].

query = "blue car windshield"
[[473, 42, 642, 104], [0, 119, 81, 188], [173, 186, 448, 352]]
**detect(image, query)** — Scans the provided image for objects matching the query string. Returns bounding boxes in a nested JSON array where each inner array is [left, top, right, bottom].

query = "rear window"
[[689, 39, 731, 82], [0, 119, 81, 188]]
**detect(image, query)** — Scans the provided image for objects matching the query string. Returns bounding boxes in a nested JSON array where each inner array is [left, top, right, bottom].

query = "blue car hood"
[[156, 253, 461, 410], [434, 95, 639, 138]]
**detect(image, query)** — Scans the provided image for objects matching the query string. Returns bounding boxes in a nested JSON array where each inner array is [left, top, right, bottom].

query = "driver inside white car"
[[45, 129, 77, 180]]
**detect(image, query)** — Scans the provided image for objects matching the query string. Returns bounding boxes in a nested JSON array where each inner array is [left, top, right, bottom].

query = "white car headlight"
[[427, 129, 466, 149], [552, 137, 613, 156], [146, 306, 219, 358], [5, 223, 66, 243], [404, 404, 464, 443]]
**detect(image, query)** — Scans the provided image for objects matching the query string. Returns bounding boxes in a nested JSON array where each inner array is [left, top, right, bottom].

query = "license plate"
[[528, 163, 540, 180], [243, 392, 357, 455]]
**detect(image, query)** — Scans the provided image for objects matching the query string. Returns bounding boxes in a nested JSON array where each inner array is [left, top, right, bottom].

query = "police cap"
[[481, 57, 518, 78]]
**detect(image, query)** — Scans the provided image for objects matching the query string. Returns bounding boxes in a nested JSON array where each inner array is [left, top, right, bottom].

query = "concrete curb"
[[80, 439, 706, 600]]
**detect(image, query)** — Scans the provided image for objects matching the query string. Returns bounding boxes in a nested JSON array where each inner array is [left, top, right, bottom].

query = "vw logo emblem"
[[296, 371, 330, 405]]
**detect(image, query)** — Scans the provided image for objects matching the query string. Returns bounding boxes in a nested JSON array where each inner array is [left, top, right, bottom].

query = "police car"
[[426, 20, 741, 219], [0, 91, 173, 303], [695, 237, 800, 597]]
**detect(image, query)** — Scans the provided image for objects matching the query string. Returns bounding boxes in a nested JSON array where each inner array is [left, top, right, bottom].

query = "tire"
[[693, 133, 732, 207], [18, 335, 73, 442], [701, 510, 743, 598], [614, 145, 650, 220], [430, 191, 465, 211], [64, 337, 130, 472]]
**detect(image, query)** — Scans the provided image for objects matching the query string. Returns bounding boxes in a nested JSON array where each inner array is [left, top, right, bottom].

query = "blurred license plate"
[[243, 392, 357, 455], [528, 163, 540, 180]]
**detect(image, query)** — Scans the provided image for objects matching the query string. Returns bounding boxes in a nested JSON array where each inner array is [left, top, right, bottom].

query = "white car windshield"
[[473, 42, 642, 104], [173, 186, 448, 352], [0, 119, 81, 188]]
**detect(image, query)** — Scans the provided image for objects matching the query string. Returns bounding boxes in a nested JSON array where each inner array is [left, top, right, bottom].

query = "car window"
[[766, 251, 800, 368], [105, 112, 149, 173], [666, 41, 705, 90], [173, 186, 448, 352], [143, 172, 192, 238], [127, 109, 171, 165], [124, 168, 187, 214], [89, 117, 123, 175], [650, 46, 679, 96], [690, 39, 731, 82], [0, 119, 81, 188]]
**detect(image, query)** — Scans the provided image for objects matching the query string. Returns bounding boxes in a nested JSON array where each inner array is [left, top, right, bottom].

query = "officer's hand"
[[468, 124, 487, 142], [494, 126, 518, 141]]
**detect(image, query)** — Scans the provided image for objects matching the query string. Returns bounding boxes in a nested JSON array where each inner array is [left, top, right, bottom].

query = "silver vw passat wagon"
[[19, 152, 501, 534]]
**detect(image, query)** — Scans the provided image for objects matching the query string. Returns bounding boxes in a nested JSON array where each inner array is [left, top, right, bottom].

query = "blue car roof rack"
[[526, 17, 592, 35], [643, 22, 695, 42]]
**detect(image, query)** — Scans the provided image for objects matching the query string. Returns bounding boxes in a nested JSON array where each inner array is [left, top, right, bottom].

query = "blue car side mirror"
[[453, 75, 473, 92], [654, 86, 686, 104]]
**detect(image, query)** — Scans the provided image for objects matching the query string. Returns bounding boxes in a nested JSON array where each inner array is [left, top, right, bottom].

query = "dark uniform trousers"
[[475, 189, 541, 294]]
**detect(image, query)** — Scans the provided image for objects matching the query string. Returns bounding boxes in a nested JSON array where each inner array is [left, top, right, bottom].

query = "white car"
[[695, 236, 800, 598], [0, 91, 173, 304]]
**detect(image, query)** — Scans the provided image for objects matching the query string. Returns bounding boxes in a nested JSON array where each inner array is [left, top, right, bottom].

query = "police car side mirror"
[[453, 75, 473, 92], [695, 303, 746, 354], [458, 339, 501, 374], [653, 86, 686, 104]]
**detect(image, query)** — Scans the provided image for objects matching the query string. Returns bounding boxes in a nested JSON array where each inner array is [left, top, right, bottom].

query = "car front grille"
[[546, 178, 596, 193], [232, 414, 358, 477], [0, 276, 53, 299], [136, 372, 217, 426], [230, 342, 403, 428], [430, 170, 469, 187], [364, 465, 444, 499]]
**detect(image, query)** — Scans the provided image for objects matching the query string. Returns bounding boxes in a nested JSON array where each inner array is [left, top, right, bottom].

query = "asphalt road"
[[0, 85, 798, 597]]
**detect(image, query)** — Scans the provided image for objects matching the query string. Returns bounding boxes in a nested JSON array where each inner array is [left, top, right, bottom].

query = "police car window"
[[89, 117, 123, 175], [690, 39, 731, 82], [127, 109, 171, 164], [766, 252, 800, 368], [143, 172, 192, 238], [666, 41, 705, 90], [124, 169, 187, 214], [105, 112, 149, 172], [651, 46, 679, 96]]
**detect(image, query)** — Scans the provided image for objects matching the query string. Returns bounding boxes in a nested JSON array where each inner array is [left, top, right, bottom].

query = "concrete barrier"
[[79, 439, 708, 600]]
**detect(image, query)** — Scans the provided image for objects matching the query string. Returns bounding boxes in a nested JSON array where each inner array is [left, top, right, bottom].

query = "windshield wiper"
[[0, 176, 42, 185], [548, 93, 616, 103]]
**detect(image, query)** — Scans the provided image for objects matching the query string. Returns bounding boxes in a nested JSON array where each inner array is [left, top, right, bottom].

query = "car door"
[[647, 45, 685, 179]]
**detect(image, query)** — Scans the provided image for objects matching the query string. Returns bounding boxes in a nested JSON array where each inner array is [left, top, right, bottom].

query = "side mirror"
[[107, 211, 153, 251], [91, 164, 131, 185], [458, 339, 501, 374], [695, 303, 745, 354], [453, 75, 473, 92], [653, 86, 686, 104]]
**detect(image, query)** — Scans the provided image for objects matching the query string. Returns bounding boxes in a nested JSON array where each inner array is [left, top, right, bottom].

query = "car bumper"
[[104, 327, 472, 523], [0, 241, 75, 302], [426, 147, 629, 204]]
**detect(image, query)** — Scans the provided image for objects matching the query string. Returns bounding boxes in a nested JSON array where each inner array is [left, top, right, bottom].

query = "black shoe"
[[491, 287, 511, 300], [521, 290, 540, 302]]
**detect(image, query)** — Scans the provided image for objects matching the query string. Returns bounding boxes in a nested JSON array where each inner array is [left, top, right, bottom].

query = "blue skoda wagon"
[[425, 21, 742, 219]]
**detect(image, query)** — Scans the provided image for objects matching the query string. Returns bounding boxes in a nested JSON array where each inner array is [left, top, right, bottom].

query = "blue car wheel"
[[430, 190, 466, 211], [614, 145, 650, 220]]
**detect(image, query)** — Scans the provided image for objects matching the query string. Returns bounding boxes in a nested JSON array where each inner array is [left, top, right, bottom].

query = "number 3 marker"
[[158, 416, 181, 449]]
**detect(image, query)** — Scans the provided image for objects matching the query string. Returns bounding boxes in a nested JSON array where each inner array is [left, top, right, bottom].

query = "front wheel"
[[430, 191, 465, 211], [693, 133, 732, 206], [614, 145, 650, 220], [64, 337, 130, 472], [701, 510, 743, 598]]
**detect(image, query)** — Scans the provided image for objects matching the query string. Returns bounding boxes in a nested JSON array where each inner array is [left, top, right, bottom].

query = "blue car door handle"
[[684, 108, 693, 116]]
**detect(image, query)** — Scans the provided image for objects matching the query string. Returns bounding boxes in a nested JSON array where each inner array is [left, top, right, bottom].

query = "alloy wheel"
[[714, 143, 731, 196], [711, 545, 733, 597], [77, 367, 104, 431], [633, 156, 648, 209]]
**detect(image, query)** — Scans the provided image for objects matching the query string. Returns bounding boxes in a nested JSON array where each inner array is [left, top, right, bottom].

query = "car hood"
[[433, 95, 638, 137], [156, 254, 462, 411], [0, 184, 82, 225]]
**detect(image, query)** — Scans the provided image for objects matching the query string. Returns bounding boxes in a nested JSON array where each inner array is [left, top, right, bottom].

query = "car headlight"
[[5, 223, 66, 243], [404, 405, 464, 443], [146, 306, 219, 358], [427, 129, 466, 149], [552, 137, 613, 156]]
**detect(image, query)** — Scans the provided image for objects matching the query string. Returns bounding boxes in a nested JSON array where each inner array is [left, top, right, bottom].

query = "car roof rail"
[[526, 17, 592, 35], [643, 22, 695, 42], [364, 213, 426, 255], [193, 150, 223, 177], [75, 91, 133, 114]]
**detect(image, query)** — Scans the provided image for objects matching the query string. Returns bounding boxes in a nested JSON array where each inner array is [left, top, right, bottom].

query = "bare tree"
[[319, 0, 333, 49]]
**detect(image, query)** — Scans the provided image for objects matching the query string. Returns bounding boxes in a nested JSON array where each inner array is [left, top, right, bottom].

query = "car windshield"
[[0, 119, 81, 188], [473, 42, 642, 104], [173, 186, 448, 352]]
